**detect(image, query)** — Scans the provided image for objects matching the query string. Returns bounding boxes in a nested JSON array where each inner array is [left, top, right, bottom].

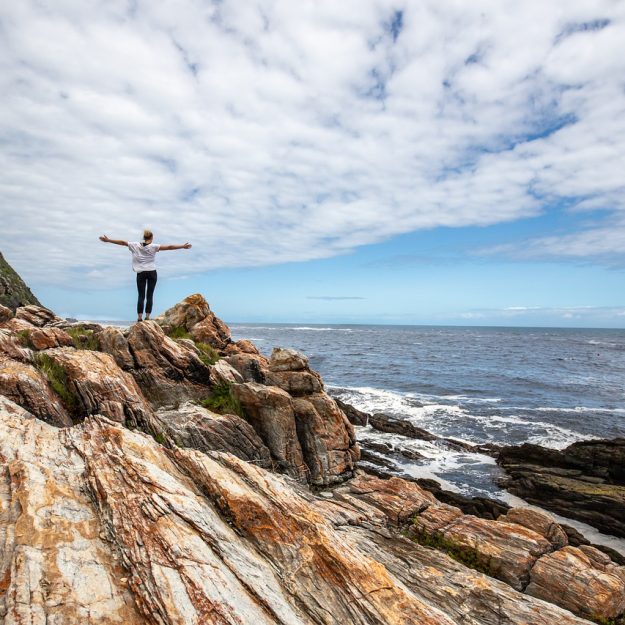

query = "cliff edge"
[[0, 251, 42, 311]]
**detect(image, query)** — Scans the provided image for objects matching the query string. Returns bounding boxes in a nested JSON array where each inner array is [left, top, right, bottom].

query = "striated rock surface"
[[0, 404, 598, 625], [155, 401, 272, 468], [498, 439, 625, 537], [14, 304, 63, 327]]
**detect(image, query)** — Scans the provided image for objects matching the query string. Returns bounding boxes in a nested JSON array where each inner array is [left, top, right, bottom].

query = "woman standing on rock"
[[99, 230, 192, 322]]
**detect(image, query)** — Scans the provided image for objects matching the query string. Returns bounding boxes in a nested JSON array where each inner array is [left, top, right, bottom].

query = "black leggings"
[[136, 270, 157, 315]]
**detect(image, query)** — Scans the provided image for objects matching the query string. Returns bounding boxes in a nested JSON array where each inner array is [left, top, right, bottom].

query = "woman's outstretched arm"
[[159, 243, 192, 251], [99, 235, 128, 246]]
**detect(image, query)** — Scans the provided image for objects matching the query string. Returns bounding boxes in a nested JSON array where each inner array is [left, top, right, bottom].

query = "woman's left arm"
[[159, 243, 192, 251]]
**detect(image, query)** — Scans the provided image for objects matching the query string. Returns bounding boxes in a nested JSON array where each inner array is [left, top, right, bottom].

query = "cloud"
[[1, 0, 625, 289], [307, 296, 366, 300], [455, 305, 625, 322]]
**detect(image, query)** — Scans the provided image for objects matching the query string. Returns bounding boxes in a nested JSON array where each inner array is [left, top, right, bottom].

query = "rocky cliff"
[[0, 252, 42, 311], [1, 294, 624, 624]]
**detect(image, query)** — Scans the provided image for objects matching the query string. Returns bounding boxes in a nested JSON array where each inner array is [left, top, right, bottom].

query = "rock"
[[499, 508, 568, 550], [0, 317, 36, 333], [526, 546, 625, 619], [190, 311, 231, 350], [126, 320, 212, 404], [369, 412, 439, 441], [0, 358, 72, 426], [231, 381, 308, 480], [224, 339, 260, 355], [98, 326, 135, 370], [269, 347, 309, 372], [0, 251, 42, 310], [209, 358, 244, 385], [156, 292, 210, 329], [42, 347, 154, 427], [24, 326, 74, 350], [0, 399, 599, 625], [266, 369, 323, 396], [14, 304, 62, 327], [154, 402, 272, 468], [0, 329, 31, 362], [498, 460, 625, 537], [225, 352, 269, 383], [0, 304, 13, 322], [334, 396, 369, 426], [410, 501, 464, 534]]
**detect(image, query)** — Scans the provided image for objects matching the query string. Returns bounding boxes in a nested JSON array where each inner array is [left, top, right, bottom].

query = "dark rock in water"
[[399, 448, 425, 461], [0, 251, 42, 311], [498, 439, 625, 538], [334, 397, 369, 425], [364, 440, 394, 454], [369, 412, 439, 441], [415, 477, 511, 520], [360, 447, 398, 470]]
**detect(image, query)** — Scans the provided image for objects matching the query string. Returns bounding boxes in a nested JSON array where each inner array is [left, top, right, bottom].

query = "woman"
[[99, 230, 192, 322]]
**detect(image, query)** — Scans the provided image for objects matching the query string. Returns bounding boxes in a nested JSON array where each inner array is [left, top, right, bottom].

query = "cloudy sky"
[[1, 0, 624, 326]]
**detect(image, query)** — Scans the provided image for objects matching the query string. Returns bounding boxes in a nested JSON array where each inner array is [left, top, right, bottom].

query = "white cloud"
[[1, 0, 625, 288]]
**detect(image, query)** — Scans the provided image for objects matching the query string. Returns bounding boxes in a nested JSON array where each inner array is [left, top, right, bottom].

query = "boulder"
[[154, 402, 272, 468], [41, 347, 153, 427], [0, 317, 36, 333], [0, 358, 72, 426], [0, 329, 31, 362], [232, 381, 308, 480], [334, 396, 369, 426], [156, 292, 210, 330], [369, 412, 439, 441], [98, 326, 135, 370], [526, 546, 625, 619], [269, 347, 309, 372], [226, 352, 269, 383], [14, 304, 62, 327], [24, 327, 74, 350], [209, 359, 244, 385]]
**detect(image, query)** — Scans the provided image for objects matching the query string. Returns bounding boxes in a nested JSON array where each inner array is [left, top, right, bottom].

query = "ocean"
[[230, 323, 625, 550]]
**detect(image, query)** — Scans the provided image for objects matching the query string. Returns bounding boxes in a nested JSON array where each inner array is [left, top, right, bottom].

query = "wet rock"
[[154, 402, 272, 468], [526, 546, 625, 619], [334, 396, 369, 426], [369, 412, 439, 440]]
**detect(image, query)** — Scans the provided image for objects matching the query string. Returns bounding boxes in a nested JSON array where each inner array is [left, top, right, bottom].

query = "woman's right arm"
[[99, 235, 128, 246]]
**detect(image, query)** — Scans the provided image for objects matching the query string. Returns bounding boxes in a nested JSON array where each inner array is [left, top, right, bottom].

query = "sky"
[[1, 0, 625, 327]]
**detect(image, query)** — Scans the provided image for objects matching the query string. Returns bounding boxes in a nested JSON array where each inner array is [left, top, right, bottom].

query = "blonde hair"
[[143, 229, 153, 242]]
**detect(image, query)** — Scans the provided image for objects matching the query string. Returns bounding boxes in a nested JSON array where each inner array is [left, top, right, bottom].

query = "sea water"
[[231, 323, 625, 551]]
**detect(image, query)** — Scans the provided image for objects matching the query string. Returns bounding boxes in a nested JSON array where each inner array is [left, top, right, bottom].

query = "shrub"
[[200, 382, 242, 417], [15, 329, 33, 348], [195, 341, 220, 366], [66, 326, 99, 350], [168, 326, 192, 340]]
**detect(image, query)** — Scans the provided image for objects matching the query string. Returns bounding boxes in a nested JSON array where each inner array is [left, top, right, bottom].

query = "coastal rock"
[[334, 396, 369, 426], [209, 358, 244, 385], [0, 399, 601, 625], [155, 402, 272, 468], [190, 311, 231, 349], [269, 347, 309, 372], [0, 329, 30, 362], [226, 339, 260, 355], [369, 412, 439, 440], [98, 326, 135, 370], [498, 459, 625, 537], [232, 381, 308, 480], [155, 292, 210, 329], [526, 546, 625, 619], [126, 320, 212, 403], [0, 358, 72, 426], [0, 317, 36, 333], [24, 326, 74, 350], [225, 352, 269, 383], [266, 369, 323, 396], [42, 347, 153, 427], [499, 507, 568, 550], [14, 304, 62, 327]]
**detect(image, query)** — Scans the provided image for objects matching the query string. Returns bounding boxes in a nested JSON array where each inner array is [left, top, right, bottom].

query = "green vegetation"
[[0, 251, 42, 309], [15, 329, 33, 348], [408, 523, 491, 575], [200, 381, 242, 417], [66, 326, 99, 350], [33, 353, 78, 418], [195, 341, 220, 366], [168, 326, 192, 340], [591, 615, 625, 625]]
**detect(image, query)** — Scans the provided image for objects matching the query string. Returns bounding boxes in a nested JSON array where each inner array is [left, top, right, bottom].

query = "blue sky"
[[1, 1, 625, 327]]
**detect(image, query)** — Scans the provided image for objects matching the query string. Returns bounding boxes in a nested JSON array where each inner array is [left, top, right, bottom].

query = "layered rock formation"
[[1, 290, 624, 624], [498, 439, 625, 538]]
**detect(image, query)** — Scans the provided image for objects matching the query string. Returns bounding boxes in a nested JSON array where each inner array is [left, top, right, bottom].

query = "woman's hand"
[[99, 234, 110, 243], [183, 242, 192, 249]]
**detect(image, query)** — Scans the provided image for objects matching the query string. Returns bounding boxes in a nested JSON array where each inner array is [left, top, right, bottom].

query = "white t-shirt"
[[128, 242, 160, 272]]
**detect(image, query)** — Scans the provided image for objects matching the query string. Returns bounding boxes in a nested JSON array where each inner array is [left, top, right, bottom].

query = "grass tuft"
[[33, 353, 79, 419], [66, 326, 99, 350], [200, 381, 242, 417], [168, 326, 192, 340], [15, 329, 33, 348], [195, 341, 220, 366]]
